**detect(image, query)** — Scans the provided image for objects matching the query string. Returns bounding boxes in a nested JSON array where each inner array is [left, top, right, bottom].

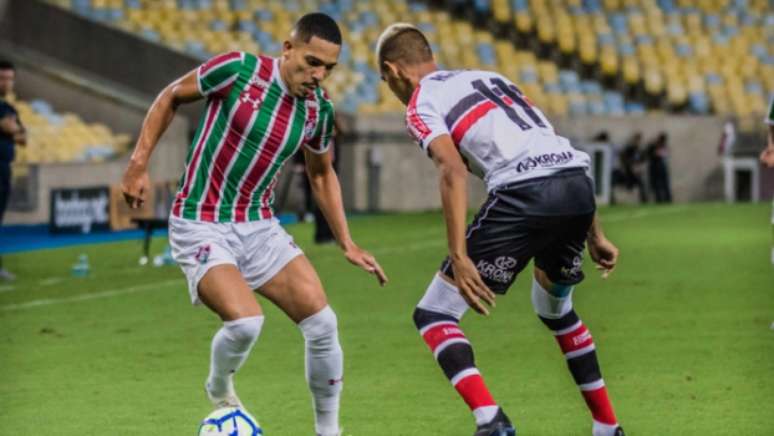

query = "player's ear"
[[282, 40, 293, 59], [383, 60, 400, 80]]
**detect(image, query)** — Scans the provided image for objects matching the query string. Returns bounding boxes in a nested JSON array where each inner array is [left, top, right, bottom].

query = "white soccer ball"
[[198, 407, 262, 436]]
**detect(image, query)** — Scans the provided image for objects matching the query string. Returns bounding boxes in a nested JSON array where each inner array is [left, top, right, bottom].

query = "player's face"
[[0, 69, 15, 97], [281, 35, 339, 98], [380, 62, 413, 105]]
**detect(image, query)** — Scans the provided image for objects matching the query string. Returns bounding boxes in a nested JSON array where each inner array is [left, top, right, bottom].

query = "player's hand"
[[588, 234, 619, 279], [121, 161, 151, 209], [451, 255, 496, 316], [344, 244, 388, 286]]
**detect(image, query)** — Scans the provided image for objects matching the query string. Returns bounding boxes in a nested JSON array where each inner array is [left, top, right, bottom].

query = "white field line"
[[602, 205, 692, 223], [373, 206, 692, 255], [1, 279, 181, 312], [1, 206, 692, 312]]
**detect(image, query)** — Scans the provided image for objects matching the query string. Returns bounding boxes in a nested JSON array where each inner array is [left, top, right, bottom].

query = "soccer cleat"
[[205, 375, 243, 409], [474, 408, 516, 436]]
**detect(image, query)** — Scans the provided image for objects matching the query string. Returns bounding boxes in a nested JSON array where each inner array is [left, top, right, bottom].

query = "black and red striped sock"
[[540, 310, 618, 430], [414, 308, 499, 425]]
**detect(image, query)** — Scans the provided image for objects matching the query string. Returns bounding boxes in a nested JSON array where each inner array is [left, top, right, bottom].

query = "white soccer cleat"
[[205, 375, 243, 409]]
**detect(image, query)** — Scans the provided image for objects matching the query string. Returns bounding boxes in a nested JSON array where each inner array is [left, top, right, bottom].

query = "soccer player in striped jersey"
[[376, 24, 624, 436], [121, 13, 386, 436]]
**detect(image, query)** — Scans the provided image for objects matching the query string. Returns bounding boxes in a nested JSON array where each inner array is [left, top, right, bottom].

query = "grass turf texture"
[[1, 203, 772, 435]]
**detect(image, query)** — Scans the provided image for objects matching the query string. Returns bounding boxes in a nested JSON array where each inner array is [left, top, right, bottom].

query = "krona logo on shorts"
[[195, 245, 211, 264], [476, 256, 517, 283], [560, 255, 583, 279], [515, 151, 574, 173]]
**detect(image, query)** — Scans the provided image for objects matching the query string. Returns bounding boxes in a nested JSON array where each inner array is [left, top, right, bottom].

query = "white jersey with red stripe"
[[406, 69, 590, 191]]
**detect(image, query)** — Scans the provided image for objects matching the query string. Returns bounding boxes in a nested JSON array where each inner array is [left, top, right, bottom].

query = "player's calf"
[[414, 274, 511, 431], [531, 277, 623, 436], [206, 315, 264, 407], [299, 305, 343, 436]]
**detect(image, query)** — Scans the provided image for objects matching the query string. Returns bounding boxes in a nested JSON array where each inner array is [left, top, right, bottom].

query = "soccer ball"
[[198, 407, 262, 435]]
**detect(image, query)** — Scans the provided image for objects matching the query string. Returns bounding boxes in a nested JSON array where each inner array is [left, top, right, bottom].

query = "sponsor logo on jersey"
[[241, 78, 268, 109], [195, 244, 211, 264], [560, 255, 583, 279], [248, 75, 271, 89], [240, 89, 263, 110], [476, 256, 517, 284], [515, 151, 574, 174]]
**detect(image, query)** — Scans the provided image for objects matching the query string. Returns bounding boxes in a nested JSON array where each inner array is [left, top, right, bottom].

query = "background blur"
[[0, 0, 773, 229]]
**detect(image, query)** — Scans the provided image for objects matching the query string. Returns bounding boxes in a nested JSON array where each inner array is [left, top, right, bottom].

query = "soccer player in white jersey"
[[121, 14, 387, 436], [376, 24, 624, 436]]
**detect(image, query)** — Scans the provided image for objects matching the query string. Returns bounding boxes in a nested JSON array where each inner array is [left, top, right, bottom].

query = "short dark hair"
[[0, 60, 15, 71], [293, 13, 342, 45], [378, 28, 433, 70]]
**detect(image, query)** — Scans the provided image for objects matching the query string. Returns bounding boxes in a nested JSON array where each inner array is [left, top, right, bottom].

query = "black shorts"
[[440, 169, 596, 294]]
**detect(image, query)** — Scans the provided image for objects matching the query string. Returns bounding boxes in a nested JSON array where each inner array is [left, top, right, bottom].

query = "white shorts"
[[169, 216, 303, 305]]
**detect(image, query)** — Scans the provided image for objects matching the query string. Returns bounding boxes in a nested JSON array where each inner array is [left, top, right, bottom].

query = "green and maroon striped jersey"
[[172, 51, 336, 222]]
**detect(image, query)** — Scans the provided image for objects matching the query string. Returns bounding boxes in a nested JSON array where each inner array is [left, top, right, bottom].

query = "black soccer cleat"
[[473, 408, 516, 436], [613, 426, 625, 436]]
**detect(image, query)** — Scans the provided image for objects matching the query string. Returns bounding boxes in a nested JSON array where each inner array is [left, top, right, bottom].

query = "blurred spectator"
[[647, 132, 672, 203], [0, 60, 27, 281], [761, 96, 774, 168], [717, 120, 736, 157], [616, 132, 648, 203]]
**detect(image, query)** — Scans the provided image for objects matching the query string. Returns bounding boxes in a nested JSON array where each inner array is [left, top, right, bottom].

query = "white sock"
[[473, 405, 500, 425], [299, 306, 343, 436], [207, 315, 264, 397], [593, 420, 619, 436]]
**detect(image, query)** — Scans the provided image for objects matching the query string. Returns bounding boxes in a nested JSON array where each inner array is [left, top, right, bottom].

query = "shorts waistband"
[[493, 168, 588, 192]]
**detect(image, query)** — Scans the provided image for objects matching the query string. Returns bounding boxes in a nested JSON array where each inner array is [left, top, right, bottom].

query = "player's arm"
[[121, 69, 202, 208], [587, 213, 619, 279], [428, 134, 495, 315], [13, 123, 26, 145], [760, 123, 774, 168], [304, 148, 388, 286]]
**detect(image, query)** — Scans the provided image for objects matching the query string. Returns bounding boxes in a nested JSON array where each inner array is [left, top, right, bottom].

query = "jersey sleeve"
[[197, 51, 244, 98], [406, 86, 449, 154], [304, 91, 335, 154]]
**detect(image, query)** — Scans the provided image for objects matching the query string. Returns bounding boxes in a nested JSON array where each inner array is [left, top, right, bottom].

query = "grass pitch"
[[1, 203, 773, 435]]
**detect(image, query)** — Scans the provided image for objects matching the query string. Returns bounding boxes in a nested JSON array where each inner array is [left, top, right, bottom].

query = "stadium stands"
[[461, 0, 773, 118], [46, 0, 646, 116], [7, 94, 131, 165]]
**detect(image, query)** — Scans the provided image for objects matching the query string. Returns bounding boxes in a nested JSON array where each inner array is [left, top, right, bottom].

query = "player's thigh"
[[533, 212, 595, 288], [198, 263, 262, 321], [168, 217, 260, 320], [257, 255, 327, 324], [439, 195, 533, 294]]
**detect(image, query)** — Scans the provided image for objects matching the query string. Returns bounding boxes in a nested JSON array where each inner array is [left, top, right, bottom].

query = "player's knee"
[[415, 273, 469, 321], [223, 315, 264, 346], [299, 305, 339, 347], [531, 276, 574, 319]]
